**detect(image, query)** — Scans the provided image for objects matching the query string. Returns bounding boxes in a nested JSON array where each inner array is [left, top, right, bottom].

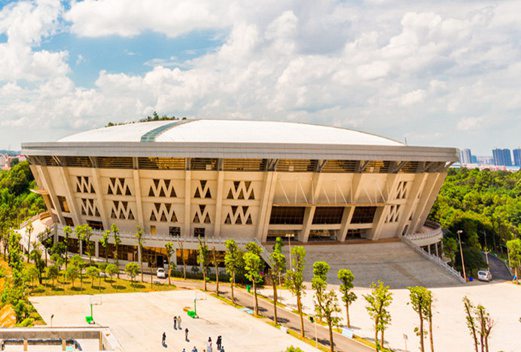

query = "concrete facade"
[[22, 120, 458, 258]]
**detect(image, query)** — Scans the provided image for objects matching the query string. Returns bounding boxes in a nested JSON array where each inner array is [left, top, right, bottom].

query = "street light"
[[50, 314, 54, 328], [457, 230, 467, 281]]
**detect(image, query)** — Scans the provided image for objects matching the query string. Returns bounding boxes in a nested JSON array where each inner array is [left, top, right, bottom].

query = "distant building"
[[471, 155, 478, 164], [477, 156, 493, 165], [492, 148, 512, 166], [459, 148, 473, 164], [513, 148, 521, 167]]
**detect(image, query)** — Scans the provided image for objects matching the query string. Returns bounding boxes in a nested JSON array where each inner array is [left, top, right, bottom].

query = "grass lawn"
[[28, 276, 176, 296]]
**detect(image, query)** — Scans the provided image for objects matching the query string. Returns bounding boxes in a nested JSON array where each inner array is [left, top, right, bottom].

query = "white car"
[[156, 268, 167, 279], [477, 270, 492, 282]]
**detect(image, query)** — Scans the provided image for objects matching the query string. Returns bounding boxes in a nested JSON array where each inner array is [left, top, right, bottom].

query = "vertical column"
[[59, 167, 82, 226], [90, 168, 109, 230], [371, 174, 401, 240], [256, 172, 278, 242], [339, 207, 354, 242], [132, 169, 145, 229], [184, 170, 192, 237], [301, 207, 315, 242], [396, 173, 428, 236], [414, 172, 447, 230], [38, 165, 65, 224], [213, 170, 225, 237], [95, 240, 99, 257]]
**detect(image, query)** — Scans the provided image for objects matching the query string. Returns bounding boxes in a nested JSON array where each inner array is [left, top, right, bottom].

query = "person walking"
[[185, 328, 189, 342], [207, 337, 213, 352], [216, 336, 222, 351], [178, 315, 182, 329], [161, 332, 166, 346], [173, 316, 177, 330]]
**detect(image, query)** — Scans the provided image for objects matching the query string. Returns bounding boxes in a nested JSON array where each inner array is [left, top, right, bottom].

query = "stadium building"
[[22, 120, 458, 268]]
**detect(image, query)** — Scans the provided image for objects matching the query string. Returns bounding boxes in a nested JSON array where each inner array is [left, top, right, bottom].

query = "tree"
[[62, 225, 72, 269], [243, 251, 263, 316], [312, 261, 340, 352], [135, 226, 145, 282], [105, 263, 118, 284], [25, 221, 33, 263], [224, 239, 242, 303], [364, 280, 393, 351], [164, 242, 174, 286], [70, 254, 84, 288], [476, 304, 493, 352], [46, 265, 60, 287], [463, 296, 479, 352], [443, 236, 458, 266], [197, 237, 210, 291], [66, 265, 79, 288], [24, 266, 39, 287], [111, 224, 121, 278], [286, 246, 306, 337], [338, 268, 357, 328], [270, 237, 286, 324], [177, 237, 187, 279], [125, 262, 140, 285], [100, 229, 110, 263], [86, 266, 100, 288], [408, 286, 433, 352], [29, 248, 45, 285], [211, 246, 221, 295], [507, 238, 521, 278]]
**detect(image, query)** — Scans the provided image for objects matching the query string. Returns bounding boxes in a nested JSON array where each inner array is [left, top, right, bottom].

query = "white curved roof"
[[59, 119, 403, 146]]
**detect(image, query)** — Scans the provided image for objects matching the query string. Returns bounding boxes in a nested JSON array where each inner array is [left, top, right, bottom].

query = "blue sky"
[[1, 0, 521, 154], [40, 30, 223, 87]]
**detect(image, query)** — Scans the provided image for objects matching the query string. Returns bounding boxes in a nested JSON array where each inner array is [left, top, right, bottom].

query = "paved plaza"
[[261, 281, 521, 352], [30, 290, 317, 352]]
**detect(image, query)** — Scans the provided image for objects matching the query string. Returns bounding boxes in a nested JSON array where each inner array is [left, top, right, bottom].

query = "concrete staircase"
[[283, 241, 461, 288]]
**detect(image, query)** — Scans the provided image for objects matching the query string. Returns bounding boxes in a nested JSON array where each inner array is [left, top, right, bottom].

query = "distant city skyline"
[[459, 147, 521, 167]]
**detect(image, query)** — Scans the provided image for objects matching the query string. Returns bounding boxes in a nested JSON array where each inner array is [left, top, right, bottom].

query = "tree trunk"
[[253, 281, 259, 316], [231, 273, 235, 303], [429, 315, 434, 352], [419, 309, 425, 352], [203, 270, 207, 291], [374, 318, 379, 351], [381, 327, 385, 350], [183, 259, 186, 279], [168, 269, 171, 286], [215, 265, 219, 295], [273, 277, 278, 324], [297, 295, 305, 338], [345, 302, 351, 328], [328, 320, 334, 352]]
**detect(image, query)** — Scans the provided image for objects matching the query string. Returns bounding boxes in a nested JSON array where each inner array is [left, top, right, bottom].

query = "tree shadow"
[[71, 287, 85, 292], [31, 287, 45, 294], [92, 285, 106, 291], [113, 285, 126, 290], [51, 286, 64, 292]]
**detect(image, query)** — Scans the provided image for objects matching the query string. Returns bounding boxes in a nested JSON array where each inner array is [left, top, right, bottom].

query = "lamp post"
[[285, 233, 295, 270], [50, 314, 54, 328], [457, 230, 467, 281]]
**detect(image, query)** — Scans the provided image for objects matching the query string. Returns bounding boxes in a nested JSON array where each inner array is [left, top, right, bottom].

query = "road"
[[485, 253, 512, 281]]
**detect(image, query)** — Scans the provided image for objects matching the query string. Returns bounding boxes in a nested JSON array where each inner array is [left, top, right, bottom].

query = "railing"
[[401, 235, 465, 283], [406, 222, 443, 242]]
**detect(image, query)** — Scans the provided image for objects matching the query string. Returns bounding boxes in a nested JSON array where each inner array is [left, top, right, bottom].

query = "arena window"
[[350, 206, 378, 224], [312, 207, 345, 224], [269, 206, 306, 225]]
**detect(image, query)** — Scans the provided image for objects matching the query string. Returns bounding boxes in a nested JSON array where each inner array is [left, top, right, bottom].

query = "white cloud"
[[457, 116, 485, 131], [0, 1, 520, 154]]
